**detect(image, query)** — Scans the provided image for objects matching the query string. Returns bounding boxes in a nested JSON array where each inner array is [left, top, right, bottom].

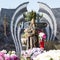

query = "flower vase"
[[39, 40, 44, 49]]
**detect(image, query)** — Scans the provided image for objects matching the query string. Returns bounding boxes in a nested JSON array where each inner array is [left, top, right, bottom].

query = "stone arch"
[[38, 2, 57, 40], [10, 2, 29, 57]]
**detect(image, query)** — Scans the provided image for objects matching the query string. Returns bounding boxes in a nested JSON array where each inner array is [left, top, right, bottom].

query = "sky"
[[0, 0, 60, 12]]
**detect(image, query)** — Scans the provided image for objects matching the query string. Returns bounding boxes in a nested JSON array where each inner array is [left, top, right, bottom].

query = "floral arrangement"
[[0, 50, 20, 60], [34, 50, 60, 60], [38, 31, 46, 40], [30, 48, 45, 60], [21, 48, 45, 60], [38, 31, 46, 49]]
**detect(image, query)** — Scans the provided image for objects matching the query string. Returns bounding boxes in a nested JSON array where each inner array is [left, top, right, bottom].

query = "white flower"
[[34, 50, 60, 60], [1, 50, 7, 54], [39, 32, 45, 37], [39, 32, 45, 40], [11, 51, 15, 54]]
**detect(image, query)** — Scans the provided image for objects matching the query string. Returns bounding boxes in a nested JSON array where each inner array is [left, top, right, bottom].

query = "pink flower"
[[0, 56, 4, 60], [38, 32, 46, 40], [0, 52, 4, 57], [4, 54, 11, 60], [0, 52, 5, 60], [42, 34, 46, 39], [11, 54, 20, 60]]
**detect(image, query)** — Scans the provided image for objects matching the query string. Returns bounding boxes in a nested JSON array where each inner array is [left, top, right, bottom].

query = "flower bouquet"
[[34, 50, 60, 60], [38, 31, 46, 49], [0, 50, 20, 60], [38, 32, 46, 40], [21, 48, 45, 60]]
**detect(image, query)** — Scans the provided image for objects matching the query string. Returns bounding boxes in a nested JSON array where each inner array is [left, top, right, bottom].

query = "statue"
[[24, 18, 39, 49], [24, 11, 43, 49], [3, 15, 8, 36]]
